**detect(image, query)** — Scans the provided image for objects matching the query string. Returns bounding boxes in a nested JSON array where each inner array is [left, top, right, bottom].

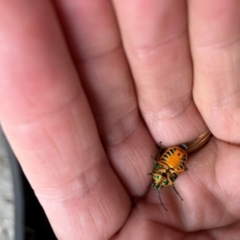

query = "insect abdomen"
[[160, 147, 187, 169]]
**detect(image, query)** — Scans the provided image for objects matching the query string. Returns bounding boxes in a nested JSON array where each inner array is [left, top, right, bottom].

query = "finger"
[[188, 0, 240, 143], [53, 0, 156, 195], [113, 0, 207, 146], [0, 1, 130, 239]]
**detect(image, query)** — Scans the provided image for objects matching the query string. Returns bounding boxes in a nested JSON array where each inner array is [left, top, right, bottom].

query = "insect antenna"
[[172, 185, 183, 201], [158, 189, 168, 212]]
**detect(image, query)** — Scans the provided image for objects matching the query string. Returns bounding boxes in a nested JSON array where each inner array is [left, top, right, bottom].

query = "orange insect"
[[149, 143, 188, 211]]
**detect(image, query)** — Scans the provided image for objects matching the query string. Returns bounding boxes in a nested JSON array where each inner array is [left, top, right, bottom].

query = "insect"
[[148, 143, 188, 211]]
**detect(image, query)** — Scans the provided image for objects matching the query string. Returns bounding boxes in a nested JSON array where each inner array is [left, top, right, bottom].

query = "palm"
[[121, 139, 240, 239], [1, 1, 240, 239]]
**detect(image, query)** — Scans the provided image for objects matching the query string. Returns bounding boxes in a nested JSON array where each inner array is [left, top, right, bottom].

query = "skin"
[[0, 0, 240, 239]]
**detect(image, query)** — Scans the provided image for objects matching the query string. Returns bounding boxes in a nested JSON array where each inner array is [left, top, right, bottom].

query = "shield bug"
[[148, 143, 188, 211]]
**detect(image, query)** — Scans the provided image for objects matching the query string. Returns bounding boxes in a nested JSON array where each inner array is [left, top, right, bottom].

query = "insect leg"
[[169, 168, 185, 174], [158, 188, 168, 212], [154, 142, 164, 161], [172, 185, 183, 201]]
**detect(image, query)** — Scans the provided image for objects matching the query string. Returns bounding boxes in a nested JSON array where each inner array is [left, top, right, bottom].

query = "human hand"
[[0, 1, 240, 239]]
